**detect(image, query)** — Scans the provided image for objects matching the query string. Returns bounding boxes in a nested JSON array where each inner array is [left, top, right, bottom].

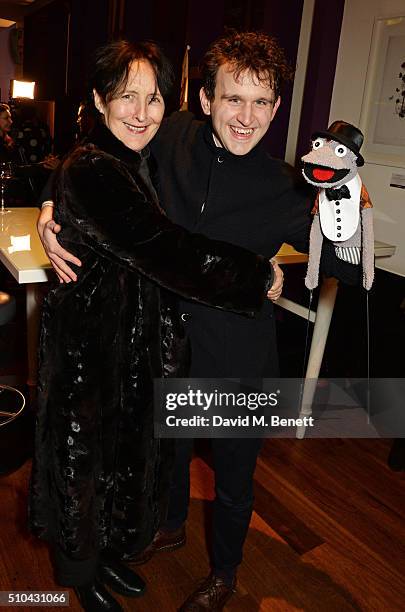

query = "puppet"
[[302, 121, 374, 291]]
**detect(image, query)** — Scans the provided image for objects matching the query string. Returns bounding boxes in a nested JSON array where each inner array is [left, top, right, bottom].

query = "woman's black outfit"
[[28, 123, 273, 585]]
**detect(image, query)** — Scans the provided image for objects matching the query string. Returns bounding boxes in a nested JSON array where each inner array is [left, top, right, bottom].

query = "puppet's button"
[[335, 201, 340, 205], [336, 209, 341, 214], [217, 156, 224, 163], [337, 226, 341, 230], [181, 313, 192, 322], [336, 218, 341, 222], [337, 233, 341, 237]]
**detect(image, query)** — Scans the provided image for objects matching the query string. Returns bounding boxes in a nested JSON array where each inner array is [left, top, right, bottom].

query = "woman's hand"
[[267, 260, 284, 302], [41, 155, 60, 170], [37, 205, 81, 283]]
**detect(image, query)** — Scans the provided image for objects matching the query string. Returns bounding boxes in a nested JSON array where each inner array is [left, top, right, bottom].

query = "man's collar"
[[202, 120, 263, 161]]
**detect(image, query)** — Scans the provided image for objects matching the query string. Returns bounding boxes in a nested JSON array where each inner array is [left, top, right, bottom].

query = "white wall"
[[0, 26, 16, 102], [329, 0, 405, 277]]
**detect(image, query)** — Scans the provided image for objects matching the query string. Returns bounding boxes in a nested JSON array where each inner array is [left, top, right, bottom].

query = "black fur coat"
[[28, 124, 272, 561]]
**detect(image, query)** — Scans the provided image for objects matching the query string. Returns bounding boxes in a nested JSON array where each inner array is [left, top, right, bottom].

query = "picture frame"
[[359, 15, 405, 168]]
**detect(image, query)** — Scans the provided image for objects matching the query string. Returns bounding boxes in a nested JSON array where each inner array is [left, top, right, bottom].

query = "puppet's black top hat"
[[312, 120, 365, 166]]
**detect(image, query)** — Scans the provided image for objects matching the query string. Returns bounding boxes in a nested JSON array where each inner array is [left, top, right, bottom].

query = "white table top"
[[0, 207, 397, 284], [275, 241, 396, 264], [0, 208, 51, 283]]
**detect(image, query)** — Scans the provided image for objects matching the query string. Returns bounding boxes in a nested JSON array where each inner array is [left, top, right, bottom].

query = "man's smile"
[[229, 126, 255, 137]]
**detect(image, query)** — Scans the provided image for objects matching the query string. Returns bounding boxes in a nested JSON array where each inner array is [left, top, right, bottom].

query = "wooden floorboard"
[[253, 478, 324, 555], [0, 439, 404, 611]]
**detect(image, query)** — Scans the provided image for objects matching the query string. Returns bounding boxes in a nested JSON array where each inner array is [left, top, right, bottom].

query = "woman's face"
[[94, 60, 164, 152]]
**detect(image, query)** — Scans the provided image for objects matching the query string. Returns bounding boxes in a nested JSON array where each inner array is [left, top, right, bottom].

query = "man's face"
[[76, 104, 96, 138], [0, 110, 12, 136], [200, 63, 280, 155]]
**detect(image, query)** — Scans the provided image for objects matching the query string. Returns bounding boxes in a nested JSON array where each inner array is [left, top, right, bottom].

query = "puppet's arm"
[[361, 207, 374, 290], [305, 213, 323, 290]]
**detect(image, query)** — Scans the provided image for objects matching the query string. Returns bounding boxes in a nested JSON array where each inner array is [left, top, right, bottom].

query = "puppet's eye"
[[312, 138, 324, 149], [335, 144, 348, 157]]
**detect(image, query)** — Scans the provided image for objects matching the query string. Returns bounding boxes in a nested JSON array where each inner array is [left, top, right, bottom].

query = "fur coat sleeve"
[[57, 145, 273, 316]]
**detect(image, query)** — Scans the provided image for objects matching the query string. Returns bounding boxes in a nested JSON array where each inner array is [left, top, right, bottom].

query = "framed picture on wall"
[[360, 15, 405, 167]]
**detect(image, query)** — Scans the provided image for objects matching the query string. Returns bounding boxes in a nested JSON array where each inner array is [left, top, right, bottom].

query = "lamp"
[[10, 80, 36, 99]]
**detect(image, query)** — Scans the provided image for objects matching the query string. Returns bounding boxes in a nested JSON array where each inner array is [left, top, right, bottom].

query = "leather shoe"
[[126, 524, 186, 565], [98, 551, 146, 597], [74, 579, 123, 611], [388, 439, 405, 471], [178, 573, 236, 611]]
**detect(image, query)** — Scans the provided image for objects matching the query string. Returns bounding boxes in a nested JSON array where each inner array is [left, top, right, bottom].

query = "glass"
[[0, 162, 13, 215]]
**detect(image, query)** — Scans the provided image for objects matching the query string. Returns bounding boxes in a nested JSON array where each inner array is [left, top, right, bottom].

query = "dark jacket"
[[29, 124, 272, 559], [151, 112, 312, 377]]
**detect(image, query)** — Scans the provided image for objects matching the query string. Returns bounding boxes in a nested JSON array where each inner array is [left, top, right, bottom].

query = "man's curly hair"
[[201, 30, 294, 100]]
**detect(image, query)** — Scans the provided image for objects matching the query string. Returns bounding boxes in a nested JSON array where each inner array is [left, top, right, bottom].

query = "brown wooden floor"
[[0, 438, 404, 611]]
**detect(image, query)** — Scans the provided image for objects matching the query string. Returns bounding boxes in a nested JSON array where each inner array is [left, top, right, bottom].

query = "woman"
[[0, 104, 14, 161], [29, 40, 275, 612]]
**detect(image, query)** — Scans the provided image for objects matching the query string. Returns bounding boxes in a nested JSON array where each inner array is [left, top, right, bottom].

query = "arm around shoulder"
[[63, 149, 272, 314]]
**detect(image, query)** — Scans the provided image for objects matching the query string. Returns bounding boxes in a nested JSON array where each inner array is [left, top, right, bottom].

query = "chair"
[[0, 291, 27, 475]]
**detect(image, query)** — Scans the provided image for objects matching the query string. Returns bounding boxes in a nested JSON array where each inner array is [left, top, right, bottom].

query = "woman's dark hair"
[[201, 30, 293, 100], [89, 39, 174, 104]]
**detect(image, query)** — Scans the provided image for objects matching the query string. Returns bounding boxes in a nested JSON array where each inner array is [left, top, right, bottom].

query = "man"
[[38, 31, 311, 611], [76, 100, 98, 140]]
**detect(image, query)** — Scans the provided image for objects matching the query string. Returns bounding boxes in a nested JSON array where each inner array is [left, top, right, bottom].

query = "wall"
[[0, 26, 16, 102], [294, 0, 345, 164], [329, 0, 405, 277], [23, 0, 109, 152]]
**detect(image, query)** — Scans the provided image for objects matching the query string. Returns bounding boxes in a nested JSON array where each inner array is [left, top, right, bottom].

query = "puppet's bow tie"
[[325, 184, 351, 201]]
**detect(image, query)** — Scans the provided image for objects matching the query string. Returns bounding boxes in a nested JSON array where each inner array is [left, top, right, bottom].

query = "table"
[[0, 208, 396, 398], [275, 244, 396, 438], [275, 241, 396, 381], [0, 208, 52, 389]]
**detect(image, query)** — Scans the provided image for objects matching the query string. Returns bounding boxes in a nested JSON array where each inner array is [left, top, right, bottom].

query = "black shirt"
[[151, 111, 312, 256]]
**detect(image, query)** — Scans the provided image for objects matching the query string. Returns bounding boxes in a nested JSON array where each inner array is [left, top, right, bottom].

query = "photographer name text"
[[165, 415, 314, 428]]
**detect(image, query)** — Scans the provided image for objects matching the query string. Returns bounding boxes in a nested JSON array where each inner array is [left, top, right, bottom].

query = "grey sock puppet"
[[301, 121, 374, 291]]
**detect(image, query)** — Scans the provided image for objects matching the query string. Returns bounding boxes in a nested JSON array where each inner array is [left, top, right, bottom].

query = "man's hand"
[[267, 260, 283, 302], [37, 205, 81, 283]]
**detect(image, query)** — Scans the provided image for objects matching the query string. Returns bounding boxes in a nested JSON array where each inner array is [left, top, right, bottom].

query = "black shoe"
[[98, 552, 146, 598], [178, 573, 236, 611], [74, 579, 123, 611], [126, 524, 186, 565], [388, 439, 405, 471]]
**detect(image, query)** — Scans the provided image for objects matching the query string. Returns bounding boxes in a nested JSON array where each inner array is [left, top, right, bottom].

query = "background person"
[[0, 102, 58, 203], [0, 103, 14, 160], [76, 100, 99, 140]]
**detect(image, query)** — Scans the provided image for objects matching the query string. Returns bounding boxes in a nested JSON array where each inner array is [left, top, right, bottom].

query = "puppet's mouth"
[[303, 163, 350, 184]]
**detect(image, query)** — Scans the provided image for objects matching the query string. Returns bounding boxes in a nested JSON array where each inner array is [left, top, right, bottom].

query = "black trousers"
[[165, 437, 262, 576], [170, 303, 276, 576]]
